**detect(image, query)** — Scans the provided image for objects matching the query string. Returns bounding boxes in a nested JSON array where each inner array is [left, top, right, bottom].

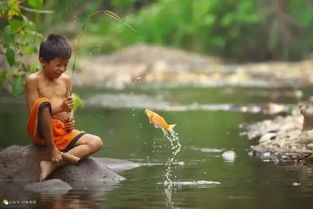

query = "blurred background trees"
[[1, 0, 313, 95], [50, 0, 311, 61]]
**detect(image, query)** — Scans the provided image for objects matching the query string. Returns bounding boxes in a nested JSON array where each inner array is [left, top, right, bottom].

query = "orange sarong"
[[26, 97, 84, 151]]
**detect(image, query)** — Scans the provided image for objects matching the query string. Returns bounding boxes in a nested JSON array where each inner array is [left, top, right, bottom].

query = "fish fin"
[[167, 124, 176, 131]]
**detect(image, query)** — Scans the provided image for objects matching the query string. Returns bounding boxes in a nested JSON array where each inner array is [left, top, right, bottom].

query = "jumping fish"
[[144, 109, 176, 131]]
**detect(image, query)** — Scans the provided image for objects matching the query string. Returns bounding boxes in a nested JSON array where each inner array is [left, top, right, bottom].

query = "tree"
[[0, 0, 43, 97]]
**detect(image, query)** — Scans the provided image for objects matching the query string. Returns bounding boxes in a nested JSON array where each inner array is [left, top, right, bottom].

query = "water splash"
[[162, 130, 182, 208]]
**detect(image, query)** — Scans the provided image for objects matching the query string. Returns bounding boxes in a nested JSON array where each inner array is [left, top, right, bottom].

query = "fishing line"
[[72, 9, 136, 73]]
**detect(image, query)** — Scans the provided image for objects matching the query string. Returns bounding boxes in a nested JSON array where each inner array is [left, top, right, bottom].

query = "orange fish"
[[145, 109, 176, 131]]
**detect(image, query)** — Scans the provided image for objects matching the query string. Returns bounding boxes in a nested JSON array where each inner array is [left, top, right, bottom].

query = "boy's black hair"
[[39, 34, 71, 63]]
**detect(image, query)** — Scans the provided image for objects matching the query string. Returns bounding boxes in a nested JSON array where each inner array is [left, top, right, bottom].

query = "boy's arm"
[[52, 76, 72, 114], [52, 76, 73, 115], [25, 75, 39, 113], [65, 74, 72, 97], [64, 75, 75, 131]]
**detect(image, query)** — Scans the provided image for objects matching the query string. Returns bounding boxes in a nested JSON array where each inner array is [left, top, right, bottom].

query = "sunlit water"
[[1, 85, 313, 209]]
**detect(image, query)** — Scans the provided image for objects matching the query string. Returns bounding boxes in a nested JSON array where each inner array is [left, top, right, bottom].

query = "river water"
[[1, 84, 313, 209]]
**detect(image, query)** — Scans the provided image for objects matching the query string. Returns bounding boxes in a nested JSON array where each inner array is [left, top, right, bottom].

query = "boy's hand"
[[65, 118, 75, 132], [50, 148, 63, 162], [61, 96, 73, 112]]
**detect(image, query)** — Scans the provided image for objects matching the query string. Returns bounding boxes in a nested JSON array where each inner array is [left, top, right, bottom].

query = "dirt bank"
[[73, 44, 313, 89]]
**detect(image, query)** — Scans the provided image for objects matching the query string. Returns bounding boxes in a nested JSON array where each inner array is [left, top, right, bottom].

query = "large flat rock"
[[96, 157, 140, 173], [24, 179, 72, 194], [0, 145, 140, 194]]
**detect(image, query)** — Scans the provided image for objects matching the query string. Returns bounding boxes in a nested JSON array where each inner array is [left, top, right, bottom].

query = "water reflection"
[[35, 189, 104, 209]]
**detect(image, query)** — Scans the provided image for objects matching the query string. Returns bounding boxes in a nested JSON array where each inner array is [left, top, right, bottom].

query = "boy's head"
[[39, 34, 71, 79], [39, 34, 71, 63]]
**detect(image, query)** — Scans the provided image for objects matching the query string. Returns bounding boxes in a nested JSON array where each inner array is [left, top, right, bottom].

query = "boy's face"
[[40, 57, 69, 79]]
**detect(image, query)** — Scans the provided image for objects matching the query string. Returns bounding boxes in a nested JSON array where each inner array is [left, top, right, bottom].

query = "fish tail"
[[167, 124, 176, 131]]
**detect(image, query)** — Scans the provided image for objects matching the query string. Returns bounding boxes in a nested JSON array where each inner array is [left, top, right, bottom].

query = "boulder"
[[0, 145, 126, 189], [24, 179, 72, 194], [96, 157, 140, 173]]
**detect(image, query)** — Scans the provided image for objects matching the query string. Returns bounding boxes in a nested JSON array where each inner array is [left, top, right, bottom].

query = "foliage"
[[72, 93, 84, 112], [0, 0, 42, 97], [0, 0, 84, 107], [82, 0, 260, 60], [81, 0, 313, 61], [288, 0, 313, 58]]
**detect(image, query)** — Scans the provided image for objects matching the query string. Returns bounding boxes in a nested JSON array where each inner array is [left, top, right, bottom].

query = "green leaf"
[[27, 0, 43, 9], [3, 25, 14, 46], [8, 0, 20, 19], [23, 45, 37, 55], [12, 75, 24, 97], [29, 63, 40, 72], [72, 93, 84, 112], [9, 19, 23, 32], [6, 48, 15, 66], [0, 72, 6, 86], [0, 1, 8, 17]]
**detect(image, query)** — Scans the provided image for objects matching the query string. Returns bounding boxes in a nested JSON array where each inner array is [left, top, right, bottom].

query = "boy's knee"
[[42, 105, 50, 114], [41, 105, 52, 119], [91, 135, 103, 150]]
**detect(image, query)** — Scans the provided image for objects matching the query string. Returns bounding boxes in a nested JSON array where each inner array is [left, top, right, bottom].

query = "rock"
[[24, 179, 72, 194], [259, 133, 277, 143], [50, 157, 125, 188], [0, 145, 127, 189], [244, 110, 313, 163], [298, 131, 313, 144], [307, 143, 313, 150], [222, 151, 236, 162], [96, 158, 141, 173], [299, 104, 313, 131]]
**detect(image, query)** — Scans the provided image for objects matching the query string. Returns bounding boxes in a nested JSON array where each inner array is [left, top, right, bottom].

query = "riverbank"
[[73, 44, 313, 89], [244, 113, 313, 163]]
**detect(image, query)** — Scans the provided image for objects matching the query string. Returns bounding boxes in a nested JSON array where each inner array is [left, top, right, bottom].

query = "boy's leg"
[[65, 134, 103, 158], [41, 106, 62, 162], [40, 105, 80, 180], [40, 106, 79, 163], [40, 133, 103, 181]]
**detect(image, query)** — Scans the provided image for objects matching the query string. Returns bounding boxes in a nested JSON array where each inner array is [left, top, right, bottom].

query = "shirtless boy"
[[25, 34, 103, 181]]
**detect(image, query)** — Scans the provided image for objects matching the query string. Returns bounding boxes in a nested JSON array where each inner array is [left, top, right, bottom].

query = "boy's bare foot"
[[39, 153, 79, 181], [50, 148, 63, 162], [40, 160, 56, 181]]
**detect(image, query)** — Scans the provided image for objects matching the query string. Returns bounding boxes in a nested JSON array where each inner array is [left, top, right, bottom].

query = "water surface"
[[1, 84, 313, 209]]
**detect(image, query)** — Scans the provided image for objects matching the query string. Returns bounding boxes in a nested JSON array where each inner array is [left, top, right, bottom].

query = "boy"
[[25, 34, 103, 181]]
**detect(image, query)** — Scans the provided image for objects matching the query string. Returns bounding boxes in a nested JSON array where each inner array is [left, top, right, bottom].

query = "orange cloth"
[[26, 97, 83, 150]]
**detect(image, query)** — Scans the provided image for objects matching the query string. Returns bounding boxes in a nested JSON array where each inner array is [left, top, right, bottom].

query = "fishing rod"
[[69, 9, 136, 114], [72, 9, 136, 73]]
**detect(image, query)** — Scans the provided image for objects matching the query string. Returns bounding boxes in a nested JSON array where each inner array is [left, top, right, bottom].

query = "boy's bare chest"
[[38, 80, 68, 99]]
